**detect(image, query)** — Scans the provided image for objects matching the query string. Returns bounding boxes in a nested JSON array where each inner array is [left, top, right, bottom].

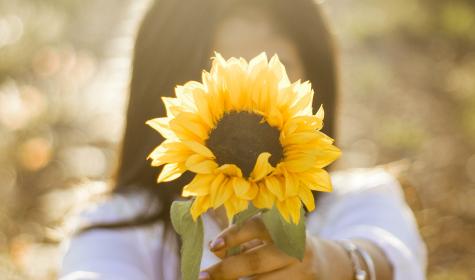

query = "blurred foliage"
[[329, 0, 475, 278], [0, 0, 145, 278], [0, 0, 474, 279]]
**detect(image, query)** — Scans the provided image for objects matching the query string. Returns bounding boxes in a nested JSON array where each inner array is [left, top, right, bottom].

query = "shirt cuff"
[[325, 225, 426, 280]]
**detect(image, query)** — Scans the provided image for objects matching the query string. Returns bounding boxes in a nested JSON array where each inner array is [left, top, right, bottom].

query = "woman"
[[60, 0, 427, 279]]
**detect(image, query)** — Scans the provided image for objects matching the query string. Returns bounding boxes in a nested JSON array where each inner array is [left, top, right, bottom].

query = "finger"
[[209, 217, 271, 254], [253, 239, 320, 280], [211, 238, 265, 260], [251, 265, 295, 280], [203, 244, 296, 279], [241, 239, 265, 253], [252, 262, 316, 280], [251, 266, 289, 280]]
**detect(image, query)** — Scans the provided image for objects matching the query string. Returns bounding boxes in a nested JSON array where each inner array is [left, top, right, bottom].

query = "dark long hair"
[[90, 0, 339, 230]]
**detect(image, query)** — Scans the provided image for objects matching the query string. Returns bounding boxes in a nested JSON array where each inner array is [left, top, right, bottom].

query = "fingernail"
[[209, 237, 225, 251], [199, 271, 210, 279]]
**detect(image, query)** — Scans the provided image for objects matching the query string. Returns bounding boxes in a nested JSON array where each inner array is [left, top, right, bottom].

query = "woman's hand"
[[199, 217, 325, 280]]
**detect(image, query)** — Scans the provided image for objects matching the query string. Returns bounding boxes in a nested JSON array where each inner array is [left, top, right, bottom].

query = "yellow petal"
[[222, 59, 247, 110], [264, 176, 285, 201], [284, 139, 334, 156], [217, 164, 243, 177], [300, 168, 333, 192], [266, 107, 284, 129], [298, 186, 315, 212], [190, 87, 214, 128], [191, 195, 211, 221], [232, 177, 257, 200], [213, 178, 234, 208], [201, 70, 225, 123], [276, 200, 291, 223], [170, 112, 209, 142], [287, 197, 302, 224], [148, 145, 169, 166], [281, 132, 320, 146], [182, 140, 215, 159], [209, 173, 226, 207], [148, 141, 191, 166], [250, 152, 275, 181], [248, 52, 268, 76], [276, 84, 295, 110], [146, 118, 176, 139], [315, 104, 324, 119], [177, 80, 214, 125], [314, 145, 342, 168], [233, 198, 249, 216], [251, 70, 278, 115], [269, 54, 290, 87], [223, 199, 237, 223], [243, 184, 259, 200], [182, 174, 214, 197], [224, 196, 249, 222], [282, 157, 315, 173], [175, 84, 197, 111], [282, 115, 323, 138], [185, 154, 218, 174], [284, 170, 300, 197], [287, 82, 313, 117], [252, 182, 275, 209], [247, 54, 274, 114], [157, 163, 186, 183], [162, 97, 183, 117]]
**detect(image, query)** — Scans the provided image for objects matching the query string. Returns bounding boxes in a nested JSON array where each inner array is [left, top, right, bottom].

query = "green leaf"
[[232, 203, 261, 226], [261, 206, 306, 261], [227, 203, 262, 256], [171, 200, 204, 280]]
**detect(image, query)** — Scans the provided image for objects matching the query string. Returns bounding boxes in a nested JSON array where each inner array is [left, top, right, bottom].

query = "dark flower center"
[[206, 111, 283, 177]]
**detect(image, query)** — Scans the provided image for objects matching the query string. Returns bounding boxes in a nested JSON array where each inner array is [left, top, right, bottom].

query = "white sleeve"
[[59, 193, 167, 280], [308, 168, 427, 280]]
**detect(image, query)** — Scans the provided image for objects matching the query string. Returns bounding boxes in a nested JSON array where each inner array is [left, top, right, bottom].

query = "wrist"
[[307, 236, 327, 279], [337, 240, 371, 280], [308, 237, 354, 280]]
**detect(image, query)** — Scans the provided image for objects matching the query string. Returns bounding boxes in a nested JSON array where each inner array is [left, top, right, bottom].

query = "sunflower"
[[147, 52, 341, 224]]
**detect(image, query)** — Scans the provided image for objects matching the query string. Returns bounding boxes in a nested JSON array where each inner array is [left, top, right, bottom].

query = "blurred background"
[[0, 0, 474, 279]]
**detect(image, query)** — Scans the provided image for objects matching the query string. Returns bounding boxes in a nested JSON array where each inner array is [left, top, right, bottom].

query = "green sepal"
[[232, 203, 261, 226], [170, 200, 204, 280], [261, 206, 306, 261]]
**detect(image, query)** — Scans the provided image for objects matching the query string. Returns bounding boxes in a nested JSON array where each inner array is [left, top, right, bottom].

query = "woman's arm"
[[309, 237, 393, 280], [315, 168, 427, 280]]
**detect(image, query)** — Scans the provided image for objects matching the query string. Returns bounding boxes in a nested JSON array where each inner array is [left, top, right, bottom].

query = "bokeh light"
[[0, 0, 474, 279]]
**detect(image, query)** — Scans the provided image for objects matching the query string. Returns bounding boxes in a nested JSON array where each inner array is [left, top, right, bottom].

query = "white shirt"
[[59, 168, 427, 280]]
